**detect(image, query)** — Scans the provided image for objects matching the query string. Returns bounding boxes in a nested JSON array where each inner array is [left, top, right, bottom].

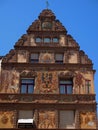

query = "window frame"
[[53, 37, 59, 43], [85, 79, 91, 94], [43, 37, 51, 43], [30, 53, 39, 63], [35, 37, 42, 43], [59, 79, 73, 94], [20, 78, 35, 94], [55, 53, 64, 63]]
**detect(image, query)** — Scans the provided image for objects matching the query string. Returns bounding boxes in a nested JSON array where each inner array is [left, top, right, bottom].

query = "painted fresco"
[[80, 111, 96, 129], [68, 52, 78, 63], [73, 72, 86, 94], [38, 111, 56, 129], [0, 70, 19, 93], [35, 71, 58, 94], [73, 72, 93, 94], [59, 35, 66, 46], [0, 111, 15, 128], [17, 50, 27, 63], [74, 72, 85, 94], [40, 53, 54, 63]]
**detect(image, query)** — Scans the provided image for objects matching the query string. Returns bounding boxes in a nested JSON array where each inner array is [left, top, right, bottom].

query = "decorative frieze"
[[0, 94, 95, 103]]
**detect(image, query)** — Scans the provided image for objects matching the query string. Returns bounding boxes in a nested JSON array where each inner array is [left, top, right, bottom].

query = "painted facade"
[[0, 9, 97, 129]]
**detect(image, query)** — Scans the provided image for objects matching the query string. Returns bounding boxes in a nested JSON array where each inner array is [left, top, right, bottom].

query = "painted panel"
[[73, 72, 94, 94], [17, 50, 27, 63], [35, 71, 58, 94], [80, 111, 96, 129], [38, 111, 56, 129], [0, 111, 15, 128], [0, 70, 19, 93], [59, 35, 65, 46], [69, 53, 78, 63], [40, 53, 54, 63]]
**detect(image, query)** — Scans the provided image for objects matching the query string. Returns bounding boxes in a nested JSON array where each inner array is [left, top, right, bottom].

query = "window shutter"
[[59, 111, 75, 128], [19, 110, 33, 119]]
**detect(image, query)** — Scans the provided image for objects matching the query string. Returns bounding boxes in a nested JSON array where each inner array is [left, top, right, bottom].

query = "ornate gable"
[[1, 9, 93, 66], [27, 9, 67, 33], [2, 49, 16, 63], [67, 34, 79, 47]]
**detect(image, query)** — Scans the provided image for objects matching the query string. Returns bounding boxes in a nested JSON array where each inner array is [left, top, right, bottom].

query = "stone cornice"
[[2, 62, 93, 71], [14, 45, 80, 51], [0, 93, 96, 104], [27, 30, 66, 35]]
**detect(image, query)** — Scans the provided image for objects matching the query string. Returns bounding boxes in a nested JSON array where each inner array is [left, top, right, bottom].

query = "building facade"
[[0, 9, 97, 129]]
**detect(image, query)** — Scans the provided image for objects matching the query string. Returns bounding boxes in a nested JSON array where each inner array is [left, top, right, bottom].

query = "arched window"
[[53, 38, 59, 43], [44, 38, 51, 43], [35, 37, 42, 43]]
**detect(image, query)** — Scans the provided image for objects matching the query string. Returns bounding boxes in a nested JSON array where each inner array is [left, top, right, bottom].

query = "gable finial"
[[46, 0, 49, 9]]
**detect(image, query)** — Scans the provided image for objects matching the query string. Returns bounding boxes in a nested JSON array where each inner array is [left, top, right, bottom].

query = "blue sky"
[[0, 0, 98, 103]]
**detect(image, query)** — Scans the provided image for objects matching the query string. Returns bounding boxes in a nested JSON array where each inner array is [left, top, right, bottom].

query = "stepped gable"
[[27, 19, 40, 32], [79, 50, 92, 64], [2, 49, 16, 63], [2, 9, 92, 65], [27, 9, 67, 33], [38, 9, 56, 19], [66, 34, 92, 64], [67, 34, 79, 47], [15, 34, 28, 46], [55, 19, 66, 32]]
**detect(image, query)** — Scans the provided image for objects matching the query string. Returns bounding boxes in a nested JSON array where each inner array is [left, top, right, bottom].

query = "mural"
[[68, 52, 78, 63], [0, 70, 19, 93], [74, 72, 93, 94], [40, 53, 54, 63], [38, 111, 56, 129], [17, 50, 27, 63], [0, 111, 15, 128], [35, 71, 58, 94], [80, 111, 96, 129], [74, 72, 84, 94]]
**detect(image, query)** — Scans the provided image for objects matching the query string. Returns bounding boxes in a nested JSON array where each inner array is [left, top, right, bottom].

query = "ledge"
[[0, 94, 96, 104]]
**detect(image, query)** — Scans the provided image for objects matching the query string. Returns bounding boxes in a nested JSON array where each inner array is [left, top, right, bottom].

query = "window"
[[31, 53, 39, 63], [55, 53, 64, 63], [20, 79, 35, 94], [59, 79, 73, 94], [53, 38, 59, 43], [44, 38, 51, 43], [35, 37, 42, 43], [59, 111, 75, 129], [18, 110, 33, 128], [85, 80, 91, 94]]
